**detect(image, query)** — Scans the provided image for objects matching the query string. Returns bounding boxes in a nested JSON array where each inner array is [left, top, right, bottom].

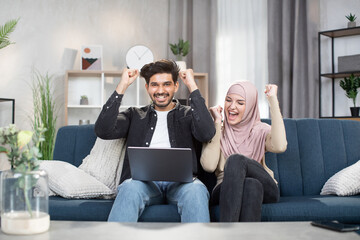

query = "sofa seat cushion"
[[139, 205, 180, 222], [263, 195, 360, 223], [49, 197, 181, 222], [210, 195, 360, 223], [49, 196, 114, 221]]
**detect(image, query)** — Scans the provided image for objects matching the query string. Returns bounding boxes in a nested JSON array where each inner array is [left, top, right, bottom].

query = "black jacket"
[[95, 89, 216, 183]]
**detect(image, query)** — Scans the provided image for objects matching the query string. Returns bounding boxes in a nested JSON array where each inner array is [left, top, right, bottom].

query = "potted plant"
[[169, 39, 190, 71], [346, 13, 357, 28], [0, 18, 19, 50], [0, 125, 50, 235], [80, 95, 89, 105], [31, 70, 58, 160], [340, 73, 360, 117]]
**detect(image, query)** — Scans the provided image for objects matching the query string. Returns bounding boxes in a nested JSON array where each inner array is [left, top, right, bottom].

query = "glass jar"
[[0, 169, 50, 235]]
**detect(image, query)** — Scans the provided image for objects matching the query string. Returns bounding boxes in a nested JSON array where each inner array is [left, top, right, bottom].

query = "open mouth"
[[154, 93, 169, 103], [227, 111, 239, 121]]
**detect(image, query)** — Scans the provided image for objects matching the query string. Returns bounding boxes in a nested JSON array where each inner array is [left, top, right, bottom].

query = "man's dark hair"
[[140, 59, 180, 84]]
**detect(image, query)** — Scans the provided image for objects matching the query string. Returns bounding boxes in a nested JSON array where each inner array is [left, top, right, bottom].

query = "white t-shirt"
[[149, 110, 171, 148]]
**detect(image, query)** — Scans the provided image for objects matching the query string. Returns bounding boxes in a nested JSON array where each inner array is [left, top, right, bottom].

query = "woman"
[[201, 81, 287, 222]]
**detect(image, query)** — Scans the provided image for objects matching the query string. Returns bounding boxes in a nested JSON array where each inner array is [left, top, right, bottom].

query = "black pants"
[[211, 154, 279, 222]]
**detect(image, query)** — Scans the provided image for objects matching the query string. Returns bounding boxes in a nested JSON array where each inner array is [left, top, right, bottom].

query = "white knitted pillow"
[[40, 161, 114, 199], [320, 160, 360, 196], [79, 137, 126, 192]]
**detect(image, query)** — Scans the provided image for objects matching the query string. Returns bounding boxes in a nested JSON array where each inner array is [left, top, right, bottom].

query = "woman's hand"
[[209, 105, 223, 124], [264, 84, 278, 98]]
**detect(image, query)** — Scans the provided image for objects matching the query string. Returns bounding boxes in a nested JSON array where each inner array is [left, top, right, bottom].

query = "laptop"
[[127, 146, 193, 183]]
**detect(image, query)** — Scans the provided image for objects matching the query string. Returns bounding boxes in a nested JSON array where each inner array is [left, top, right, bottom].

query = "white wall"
[[320, 0, 360, 117], [0, 0, 169, 130]]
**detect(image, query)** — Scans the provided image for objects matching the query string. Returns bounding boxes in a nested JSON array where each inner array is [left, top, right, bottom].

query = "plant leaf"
[[169, 39, 190, 58], [182, 41, 190, 56], [169, 43, 179, 55], [0, 39, 11, 50], [0, 18, 19, 49], [0, 146, 8, 153]]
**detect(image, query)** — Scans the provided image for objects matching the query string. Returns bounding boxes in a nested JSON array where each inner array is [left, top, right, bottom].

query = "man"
[[95, 59, 215, 222]]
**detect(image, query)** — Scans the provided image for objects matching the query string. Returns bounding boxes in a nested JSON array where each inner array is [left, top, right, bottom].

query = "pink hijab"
[[220, 81, 271, 162]]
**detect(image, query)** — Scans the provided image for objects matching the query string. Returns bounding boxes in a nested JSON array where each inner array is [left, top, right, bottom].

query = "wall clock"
[[126, 45, 154, 70]]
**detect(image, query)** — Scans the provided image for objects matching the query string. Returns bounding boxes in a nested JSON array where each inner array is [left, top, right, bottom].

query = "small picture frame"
[[81, 45, 103, 70]]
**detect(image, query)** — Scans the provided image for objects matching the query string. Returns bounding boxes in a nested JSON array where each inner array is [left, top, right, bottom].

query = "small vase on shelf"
[[350, 107, 360, 117], [80, 95, 88, 105], [176, 61, 187, 71], [348, 21, 356, 28]]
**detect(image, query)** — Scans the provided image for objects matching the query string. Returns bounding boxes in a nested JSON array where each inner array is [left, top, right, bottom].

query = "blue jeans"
[[108, 178, 210, 222]]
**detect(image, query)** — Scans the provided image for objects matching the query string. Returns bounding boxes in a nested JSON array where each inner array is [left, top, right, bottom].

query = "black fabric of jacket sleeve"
[[188, 89, 216, 143], [94, 91, 131, 139]]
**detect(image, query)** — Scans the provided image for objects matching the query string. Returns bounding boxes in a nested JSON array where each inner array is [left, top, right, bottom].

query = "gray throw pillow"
[[320, 160, 360, 196], [79, 137, 126, 192], [40, 160, 114, 199]]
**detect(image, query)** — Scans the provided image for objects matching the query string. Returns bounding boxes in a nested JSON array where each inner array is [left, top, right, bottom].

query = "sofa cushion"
[[139, 205, 181, 222], [321, 160, 360, 196], [40, 161, 114, 199], [261, 195, 360, 223], [210, 195, 360, 223], [53, 124, 97, 167], [49, 196, 114, 221], [79, 137, 126, 191], [49, 197, 181, 222]]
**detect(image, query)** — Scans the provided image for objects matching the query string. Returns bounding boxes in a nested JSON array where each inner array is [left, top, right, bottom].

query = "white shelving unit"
[[65, 70, 209, 125]]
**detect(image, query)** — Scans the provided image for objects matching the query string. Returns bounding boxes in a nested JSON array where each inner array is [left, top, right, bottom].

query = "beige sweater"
[[200, 95, 287, 186]]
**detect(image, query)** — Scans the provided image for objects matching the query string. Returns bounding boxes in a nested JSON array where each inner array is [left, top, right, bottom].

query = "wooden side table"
[[0, 98, 15, 124]]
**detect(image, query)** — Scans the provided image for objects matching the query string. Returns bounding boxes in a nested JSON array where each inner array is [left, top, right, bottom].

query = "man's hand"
[[264, 84, 278, 98], [116, 69, 140, 94], [209, 105, 223, 124], [179, 69, 198, 93]]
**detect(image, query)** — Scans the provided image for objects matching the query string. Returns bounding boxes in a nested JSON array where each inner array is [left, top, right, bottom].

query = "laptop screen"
[[127, 147, 193, 182]]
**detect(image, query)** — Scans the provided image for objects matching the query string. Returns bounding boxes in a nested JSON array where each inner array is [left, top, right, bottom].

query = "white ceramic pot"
[[80, 98, 89, 105], [176, 61, 187, 71], [348, 21, 356, 28]]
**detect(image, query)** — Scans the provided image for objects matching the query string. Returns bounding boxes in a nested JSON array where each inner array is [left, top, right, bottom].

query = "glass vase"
[[0, 169, 50, 235]]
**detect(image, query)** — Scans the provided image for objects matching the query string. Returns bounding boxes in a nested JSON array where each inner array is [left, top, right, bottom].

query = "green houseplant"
[[340, 73, 360, 116], [0, 124, 50, 235], [31, 71, 58, 160], [169, 39, 190, 71], [346, 13, 357, 28], [169, 39, 190, 61], [0, 18, 19, 50]]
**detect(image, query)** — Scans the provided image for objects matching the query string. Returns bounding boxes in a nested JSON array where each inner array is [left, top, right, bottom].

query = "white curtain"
[[216, 0, 269, 117]]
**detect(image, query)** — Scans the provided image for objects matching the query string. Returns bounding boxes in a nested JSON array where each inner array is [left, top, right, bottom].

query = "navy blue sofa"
[[49, 119, 360, 223]]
